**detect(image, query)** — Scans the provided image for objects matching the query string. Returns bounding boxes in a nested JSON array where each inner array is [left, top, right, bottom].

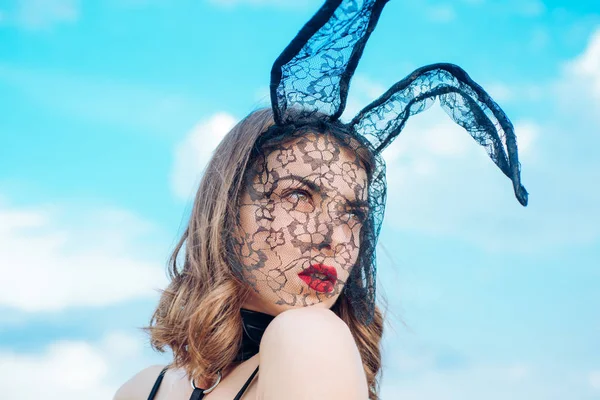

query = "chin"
[[243, 289, 341, 316]]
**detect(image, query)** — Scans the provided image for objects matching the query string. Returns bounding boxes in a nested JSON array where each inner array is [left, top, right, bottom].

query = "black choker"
[[234, 308, 275, 362]]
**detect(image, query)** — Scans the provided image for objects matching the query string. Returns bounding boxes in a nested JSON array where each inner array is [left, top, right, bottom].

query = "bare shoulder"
[[113, 365, 166, 400]]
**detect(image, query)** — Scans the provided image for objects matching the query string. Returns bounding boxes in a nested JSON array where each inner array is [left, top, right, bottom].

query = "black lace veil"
[[236, 0, 528, 324]]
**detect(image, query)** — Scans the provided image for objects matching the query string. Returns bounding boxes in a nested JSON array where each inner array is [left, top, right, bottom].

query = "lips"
[[298, 264, 337, 293]]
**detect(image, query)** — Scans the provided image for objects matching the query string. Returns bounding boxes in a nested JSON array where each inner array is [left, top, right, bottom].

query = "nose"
[[307, 211, 334, 255], [313, 211, 349, 255], [317, 240, 331, 252], [309, 220, 332, 253]]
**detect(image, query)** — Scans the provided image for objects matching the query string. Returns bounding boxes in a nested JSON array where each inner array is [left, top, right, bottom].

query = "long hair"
[[147, 108, 386, 399]]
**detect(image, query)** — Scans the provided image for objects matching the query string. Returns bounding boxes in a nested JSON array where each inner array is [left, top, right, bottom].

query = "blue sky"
[[0, 0, 599, 399]]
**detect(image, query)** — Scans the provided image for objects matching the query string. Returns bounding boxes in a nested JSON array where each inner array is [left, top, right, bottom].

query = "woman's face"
[[235, 133, 369, 316]]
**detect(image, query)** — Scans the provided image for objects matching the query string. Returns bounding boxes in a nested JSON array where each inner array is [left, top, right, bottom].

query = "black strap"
[[188, 366, 259, 400], [147, 367, 168, 400], [190, 388, 205, 400], [233, 366, 259, 400]]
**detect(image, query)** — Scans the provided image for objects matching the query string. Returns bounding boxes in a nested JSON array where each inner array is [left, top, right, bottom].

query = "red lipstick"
[[298, 264, 337, 293]]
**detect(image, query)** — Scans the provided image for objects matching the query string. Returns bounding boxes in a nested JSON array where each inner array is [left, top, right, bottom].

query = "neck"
[[235, 308, 275, 362]]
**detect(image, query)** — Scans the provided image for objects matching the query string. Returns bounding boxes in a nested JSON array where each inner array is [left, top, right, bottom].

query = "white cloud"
[[513, 120, 539, 158], [342, 74, 597, 251], [0, 199, 167, 312], [381, 107, 507, 236], [0, 64, 207, 137], [101, 331, 145, 361], [342, 66, 600, 253], [380, 362, 589, 400], [15, 0, 79, 30], [0, 331, 165, 400], [420, 120, 471, 158], [379, 104, 600, 252], [554, 28, 600, 125], [426, 4, 456, 23], [0, 340, 113, 399], [379, 326, 597, 400], [358, 30, 600, 254], [485, 83, 514, 103], [381, 101, 528, 164], [564, 28, 600, 100], [171, 112, 237, 200], [352, 75, 387, 102], [483, 82, 545, 105], [590, 370, 600, 390], [342, 74, 389, 121]]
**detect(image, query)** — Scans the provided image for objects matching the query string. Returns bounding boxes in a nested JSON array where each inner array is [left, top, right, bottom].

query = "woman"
[[116, 109, 382, 400], [115, 0, 528, 399]]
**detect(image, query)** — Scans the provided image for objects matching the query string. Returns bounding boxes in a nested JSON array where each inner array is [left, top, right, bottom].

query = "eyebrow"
[[275, 175, 322, 194], [346, 199, 369, 209], [275, 174, 369, 208]]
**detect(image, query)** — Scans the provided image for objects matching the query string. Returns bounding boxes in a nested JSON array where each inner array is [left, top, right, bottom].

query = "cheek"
[[336, 220, 362, 250], [333, 224, 362, 276], [238, 192, 275, 234], [237, 202, 302, 267], [236, 200, 273, 269], [334, 241, 360, 276]]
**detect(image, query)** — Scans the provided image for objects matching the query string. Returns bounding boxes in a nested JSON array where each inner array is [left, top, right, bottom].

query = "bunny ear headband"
[[254, 0, 527, 322], [270, 0, 527, 205]]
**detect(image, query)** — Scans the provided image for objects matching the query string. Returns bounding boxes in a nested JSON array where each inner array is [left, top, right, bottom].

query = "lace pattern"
[[248, 0, 528, 323]]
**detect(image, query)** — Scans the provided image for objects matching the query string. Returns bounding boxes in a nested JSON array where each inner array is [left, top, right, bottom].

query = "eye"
[[284, 189, 312, 204], [342, 208, 366, 224]]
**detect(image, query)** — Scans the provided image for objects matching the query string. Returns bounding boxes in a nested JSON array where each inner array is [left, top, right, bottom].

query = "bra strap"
[[233, 366, 259, 400], [189, 369, 222, 400], [147, 367, 168, 400], [189, 388, 206, 400], [189, 366, 259, 400]]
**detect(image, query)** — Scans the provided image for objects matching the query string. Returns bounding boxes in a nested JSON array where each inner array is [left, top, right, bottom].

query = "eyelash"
[[283, 188, 312, 202], [279, 187, 366, 223], [347, 208, 366, 222]]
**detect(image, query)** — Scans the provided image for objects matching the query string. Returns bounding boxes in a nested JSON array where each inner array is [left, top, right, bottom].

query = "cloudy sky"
[[1, 0, 599, 399]]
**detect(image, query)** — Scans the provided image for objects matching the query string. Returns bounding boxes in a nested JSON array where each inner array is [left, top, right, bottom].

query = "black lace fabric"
[[241, 0, 530, 324], [271, 0, 386, 123], [350, 63, 528, 206], [232, 129, 372, 314]]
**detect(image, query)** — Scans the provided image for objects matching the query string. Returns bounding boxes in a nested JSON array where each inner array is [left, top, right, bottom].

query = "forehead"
[[263, 133, 368, 200]]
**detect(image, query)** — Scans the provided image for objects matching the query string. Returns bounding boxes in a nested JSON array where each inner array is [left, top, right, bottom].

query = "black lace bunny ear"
[[350, 63, 529, 206], [262, 0, 528, 326], [270, 0, 389, 125]]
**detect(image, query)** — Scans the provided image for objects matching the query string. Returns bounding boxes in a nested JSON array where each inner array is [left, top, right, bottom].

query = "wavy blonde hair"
[[148, 108, 386, 399]]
